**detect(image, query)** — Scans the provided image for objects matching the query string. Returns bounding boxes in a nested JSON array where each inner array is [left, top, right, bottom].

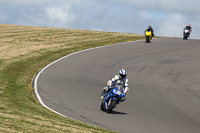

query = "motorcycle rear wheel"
[[100, 102, 105, 111]]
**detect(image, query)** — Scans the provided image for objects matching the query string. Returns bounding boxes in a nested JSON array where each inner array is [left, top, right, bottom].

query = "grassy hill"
[[0, 24, 144, 132]]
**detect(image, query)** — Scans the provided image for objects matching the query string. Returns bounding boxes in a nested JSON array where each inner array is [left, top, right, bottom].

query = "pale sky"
[[0, 0, 199, 39]]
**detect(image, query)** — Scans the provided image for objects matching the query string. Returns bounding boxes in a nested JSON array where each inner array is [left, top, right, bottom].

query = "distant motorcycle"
[[183, 29, 190, 40], [100, 83, 125, 113], [145, 30, 152, 43]]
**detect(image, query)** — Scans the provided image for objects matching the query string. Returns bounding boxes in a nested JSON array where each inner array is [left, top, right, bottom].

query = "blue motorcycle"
[[100, 84, 125, 113]]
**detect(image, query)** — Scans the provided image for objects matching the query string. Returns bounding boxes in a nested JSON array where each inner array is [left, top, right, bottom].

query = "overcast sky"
[[0, 0, 200, 39]]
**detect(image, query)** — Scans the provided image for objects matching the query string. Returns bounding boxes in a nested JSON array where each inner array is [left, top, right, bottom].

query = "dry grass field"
[[0, 24, 144, 132], [0, 24, 142, 59]]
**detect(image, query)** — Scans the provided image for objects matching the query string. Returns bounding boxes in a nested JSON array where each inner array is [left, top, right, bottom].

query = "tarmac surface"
[[35, 38, 200, 133]]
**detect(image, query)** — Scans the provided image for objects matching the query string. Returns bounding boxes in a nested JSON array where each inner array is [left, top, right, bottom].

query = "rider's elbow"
[[124, 87, 129, 93]]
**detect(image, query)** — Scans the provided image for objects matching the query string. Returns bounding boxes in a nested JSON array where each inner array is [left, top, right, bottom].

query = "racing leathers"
[[101, 75, 129, 101]]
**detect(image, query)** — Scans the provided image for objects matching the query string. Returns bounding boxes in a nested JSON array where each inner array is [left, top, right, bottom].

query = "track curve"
[[35, 38, 200, 133]]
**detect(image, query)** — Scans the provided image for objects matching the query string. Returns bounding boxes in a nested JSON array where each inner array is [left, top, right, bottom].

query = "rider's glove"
[[120, 97, 126, 102], [103, 86, 108, 92]]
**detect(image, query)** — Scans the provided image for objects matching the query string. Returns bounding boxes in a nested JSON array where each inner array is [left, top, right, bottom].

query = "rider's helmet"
[[189, 24, 191, 26], [119, 69, 127, 79], [148, 26, 152, 29]]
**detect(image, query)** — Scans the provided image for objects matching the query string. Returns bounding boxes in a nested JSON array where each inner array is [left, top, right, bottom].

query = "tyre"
[[100, 102, 105, 111], [146, 36, 150, 43], [183, 35, 188, 40], [106, 100, 116, 113]]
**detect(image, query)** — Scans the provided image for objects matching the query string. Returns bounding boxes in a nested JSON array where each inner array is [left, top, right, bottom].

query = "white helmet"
[[119, 69, 127, 79]]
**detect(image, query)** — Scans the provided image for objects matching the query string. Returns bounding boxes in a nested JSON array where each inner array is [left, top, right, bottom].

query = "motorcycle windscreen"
[[184, 29, 189, 33], [115, 80, 125, 91], [145, 31, 151, 36]]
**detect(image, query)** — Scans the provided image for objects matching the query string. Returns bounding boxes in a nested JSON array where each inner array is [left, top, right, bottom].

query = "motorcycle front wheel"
[[183, 35, 188, 40], [146, 36, 150, 43], [106, 100, 117, 113]]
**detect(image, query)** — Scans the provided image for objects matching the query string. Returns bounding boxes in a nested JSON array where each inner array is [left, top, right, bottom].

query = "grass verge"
[[0, 24, 145, 132]]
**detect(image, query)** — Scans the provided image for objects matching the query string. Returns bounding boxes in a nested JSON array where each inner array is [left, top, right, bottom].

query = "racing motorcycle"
[[183, 29, 190, 40], [100, 83, 125, 113], [145, 30, 152, 43]]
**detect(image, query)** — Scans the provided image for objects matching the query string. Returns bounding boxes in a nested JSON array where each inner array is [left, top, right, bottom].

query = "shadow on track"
[[102, 110, 127, 115]]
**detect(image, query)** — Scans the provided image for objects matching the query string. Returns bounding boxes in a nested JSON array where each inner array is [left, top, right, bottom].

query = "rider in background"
[[145, 26, 155, 37], [184, 24, 192, 35], [100, 69, 129, 101]]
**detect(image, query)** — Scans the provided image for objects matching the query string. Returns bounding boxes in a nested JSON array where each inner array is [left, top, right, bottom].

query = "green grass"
[[0, 24, 145, 132]]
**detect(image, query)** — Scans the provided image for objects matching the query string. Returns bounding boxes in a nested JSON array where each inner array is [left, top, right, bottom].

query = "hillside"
[[0, 24, 144, 132]]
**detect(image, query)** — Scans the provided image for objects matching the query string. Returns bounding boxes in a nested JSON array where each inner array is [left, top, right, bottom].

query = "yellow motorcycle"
[[145, 31, 152, 43]]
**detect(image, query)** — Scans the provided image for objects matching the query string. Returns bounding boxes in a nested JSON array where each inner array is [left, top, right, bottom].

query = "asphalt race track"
[[35, 38, 200, 133]]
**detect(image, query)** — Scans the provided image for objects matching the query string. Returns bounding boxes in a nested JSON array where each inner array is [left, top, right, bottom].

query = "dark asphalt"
[[35, 38, 200, 133]]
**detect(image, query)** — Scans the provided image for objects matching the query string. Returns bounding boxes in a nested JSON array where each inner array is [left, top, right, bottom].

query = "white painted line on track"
[[33, 39, 143, 119]]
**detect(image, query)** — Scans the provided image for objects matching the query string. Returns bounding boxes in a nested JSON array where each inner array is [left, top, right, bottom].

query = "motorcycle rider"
[[184, 24, 192, 36], [145, 25, 155, 37], [100, 69, 129, 101]]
